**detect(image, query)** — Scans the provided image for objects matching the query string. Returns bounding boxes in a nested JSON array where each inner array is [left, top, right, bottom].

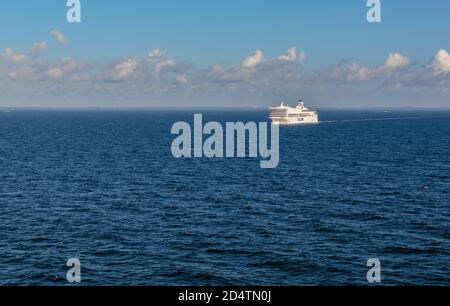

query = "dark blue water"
[[1, 109, 449, 285]]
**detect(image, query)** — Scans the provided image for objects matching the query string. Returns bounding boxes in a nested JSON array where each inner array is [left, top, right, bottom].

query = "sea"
[[0, 109, 449, 285]]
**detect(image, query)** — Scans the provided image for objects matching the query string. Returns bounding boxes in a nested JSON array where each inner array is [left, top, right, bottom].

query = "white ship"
[[269, 99, 319, 125]]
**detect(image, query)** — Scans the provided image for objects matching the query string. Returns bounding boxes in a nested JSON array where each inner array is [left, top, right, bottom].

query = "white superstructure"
[[269, 99, 319, 125]]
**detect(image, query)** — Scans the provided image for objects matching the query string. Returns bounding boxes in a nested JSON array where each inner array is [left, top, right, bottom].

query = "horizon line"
[[2, 106, 450, 111]]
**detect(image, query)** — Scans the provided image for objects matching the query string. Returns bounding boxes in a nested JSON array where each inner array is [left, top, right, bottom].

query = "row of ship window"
[[270, 114, 315, 118], [288, 114, 315, 117]]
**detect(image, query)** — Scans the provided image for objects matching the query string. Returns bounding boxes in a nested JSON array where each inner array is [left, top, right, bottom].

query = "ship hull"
[[271, 117, 319, 125], [269, 110, 319, 125]]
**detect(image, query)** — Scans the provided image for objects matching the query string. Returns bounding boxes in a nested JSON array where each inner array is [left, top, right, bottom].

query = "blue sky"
[[0, 0, 449, 107]]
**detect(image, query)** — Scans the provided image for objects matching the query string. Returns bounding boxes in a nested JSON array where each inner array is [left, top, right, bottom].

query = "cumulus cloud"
[[7, 67, 38, 81], [45, 57, 87, 80], [148, 49, 165, 62], [50, 30, 68, 45], [31, 42, 49, 54], [432, 49, 450, 74], [299, 51, 306, 64], [313, 50, 450, 98], [278, 48, 297, 62], [1, 44, 449, 106], [277, 48, 307, 64], [46, 68, 64, 80], [242, 50, 263, 69], [144, 49, 182, 80], [2, 55, 87, 82], [323, 52, 411, 83], [384, 52, 410, 68], [176, 74, 188, 84], [154, 59, 177, 79], [325, 62, 372, 82], [206, 64, 252, 83], [3, 48, 29, 64], [104, 58, 139, 81], [206, 50, 267, 83]]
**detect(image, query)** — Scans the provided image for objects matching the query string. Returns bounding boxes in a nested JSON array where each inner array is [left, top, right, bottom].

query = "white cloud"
[[154, 59, 177, 79], [46, 57, 85, 80], [2, 45, 449, 106], [2, 56, 87, 81], [4, 48, 29, 64], [176, 74, 188, 84], [204, 48, 308, 85], [384, 52, 409, 68], [278, 48, 297, 62], [341, 63, 372, 81], [108, 58, 139, 80], [148, 49, 165, 61], [46, 68, 64, 80], [43, 57, 87, 80], [324, 52, 411, 83], [278, 48, 306, 64], [7, 67, 38, 81], [50, 30, 68, 45], [432, 49, 450, 74], [242, 50, 263, 69], [31, 42, 49, 54], [206, 50, 266, 83], [299, 51, 306, 64], [146, 49, 180, 79], [207, 64, 254, 83]]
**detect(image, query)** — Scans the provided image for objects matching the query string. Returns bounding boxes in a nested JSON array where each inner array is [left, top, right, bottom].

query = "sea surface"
[[0, 109, 449, 285]]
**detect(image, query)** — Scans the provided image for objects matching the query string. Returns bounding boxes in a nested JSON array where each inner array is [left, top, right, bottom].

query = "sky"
[[0, 0, 449, 108]]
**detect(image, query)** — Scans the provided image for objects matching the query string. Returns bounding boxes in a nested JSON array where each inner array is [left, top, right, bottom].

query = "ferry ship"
[[269, 99, 319, 125]]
